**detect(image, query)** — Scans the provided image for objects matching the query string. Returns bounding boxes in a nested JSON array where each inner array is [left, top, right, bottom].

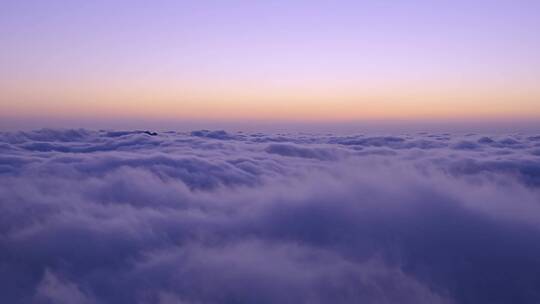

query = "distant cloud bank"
[[1, 129, 540, 303]]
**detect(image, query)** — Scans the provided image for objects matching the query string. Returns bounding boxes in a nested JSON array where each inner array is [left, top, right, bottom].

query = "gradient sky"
[[1, 0, 539, 128]]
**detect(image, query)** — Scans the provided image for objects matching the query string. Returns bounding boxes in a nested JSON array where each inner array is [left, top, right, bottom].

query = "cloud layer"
[[1, 129, 540, 304]]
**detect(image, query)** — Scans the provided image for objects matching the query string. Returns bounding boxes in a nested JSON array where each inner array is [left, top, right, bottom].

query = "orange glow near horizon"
[[2, 80, 539, 122]]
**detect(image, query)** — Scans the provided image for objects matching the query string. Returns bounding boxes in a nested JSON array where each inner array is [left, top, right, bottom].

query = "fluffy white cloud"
[[1, 129, 540, 303]]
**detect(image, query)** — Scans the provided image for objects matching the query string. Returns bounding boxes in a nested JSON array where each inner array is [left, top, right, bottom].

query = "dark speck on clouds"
[[1, 129, 540, 304]]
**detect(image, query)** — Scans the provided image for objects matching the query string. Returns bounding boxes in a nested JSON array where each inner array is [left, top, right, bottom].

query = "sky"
[[1, 0, 539, 129]]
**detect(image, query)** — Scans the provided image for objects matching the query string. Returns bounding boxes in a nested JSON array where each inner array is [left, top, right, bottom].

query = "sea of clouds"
[[1, 128, 540, 304]]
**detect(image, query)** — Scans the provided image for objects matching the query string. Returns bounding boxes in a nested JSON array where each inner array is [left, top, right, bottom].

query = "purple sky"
[[1, 0, 539, 129]]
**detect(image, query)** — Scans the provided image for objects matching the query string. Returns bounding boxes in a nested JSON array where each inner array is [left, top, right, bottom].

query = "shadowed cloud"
[[1, 129, 540, 303]]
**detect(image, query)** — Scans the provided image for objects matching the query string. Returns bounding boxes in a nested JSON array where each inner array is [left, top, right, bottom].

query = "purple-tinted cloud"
[[1, 129, 540, 303]]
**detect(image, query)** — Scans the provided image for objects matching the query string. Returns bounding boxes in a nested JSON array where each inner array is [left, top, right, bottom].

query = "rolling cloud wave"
[[1, 129, 540, 303]]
